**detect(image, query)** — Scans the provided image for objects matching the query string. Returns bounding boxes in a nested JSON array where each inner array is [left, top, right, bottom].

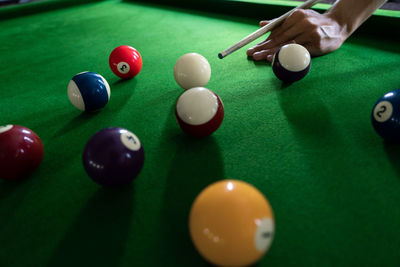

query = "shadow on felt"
[[52, 112, 101, 138], [383, 141, 400, 180], [153, 104, 225, 267], [276, 85, 336, 142], [47, 186, 134, 267]]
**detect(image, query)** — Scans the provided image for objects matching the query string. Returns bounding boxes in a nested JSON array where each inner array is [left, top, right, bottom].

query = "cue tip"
[[218, 53, 224, 59], [218, 51, 227, 59]]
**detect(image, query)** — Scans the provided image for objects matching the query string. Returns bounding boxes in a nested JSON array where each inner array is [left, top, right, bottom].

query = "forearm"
[[326, 0, 387, 38]]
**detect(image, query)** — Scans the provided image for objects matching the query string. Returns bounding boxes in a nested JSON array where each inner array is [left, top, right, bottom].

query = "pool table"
[[0, 0, 400, 266]]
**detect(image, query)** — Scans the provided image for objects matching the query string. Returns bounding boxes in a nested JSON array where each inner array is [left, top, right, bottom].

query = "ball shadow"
[[47, 186, 134, 267], [277, 87, 335, 142], [111, 77, 136, 86], [154, 105, 225, 266], [0, 177, 34, 230], [383, 141, 400, 180], [0, 162, 48, 231], [53, 112, 100, 138], [107, 79, 137, 112]]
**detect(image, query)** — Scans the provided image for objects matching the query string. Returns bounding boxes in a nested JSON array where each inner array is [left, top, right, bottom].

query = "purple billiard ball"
[[82, 127, 144, 186], [272, 44, 311, 83]]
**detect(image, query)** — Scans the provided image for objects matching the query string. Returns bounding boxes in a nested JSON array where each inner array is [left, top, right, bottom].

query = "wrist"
[[324, 9, 353, 41]]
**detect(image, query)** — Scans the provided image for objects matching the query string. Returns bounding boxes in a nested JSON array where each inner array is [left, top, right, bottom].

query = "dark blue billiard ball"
[[371, 89, 400, 142], [272, 44, 311, 83], [82, 127, 144, 186], [68, 71, 110, 112]]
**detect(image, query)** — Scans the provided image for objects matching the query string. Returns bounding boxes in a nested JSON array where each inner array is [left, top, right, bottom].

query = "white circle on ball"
[[98, 74, 111, 100], [254, 217, 274, 252], [173, 53, 211, 90], [278, 44, 310, 72], [0, 125, 13, 134], [373, 101, 393, 122], [117, 62, 130, 74], [176, 87, 219, 125], [67, 80, 85, 111], [120, 130, 141, 151]]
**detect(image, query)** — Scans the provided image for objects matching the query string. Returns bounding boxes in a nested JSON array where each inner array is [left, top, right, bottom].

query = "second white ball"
[[173, 53, 211, 90]]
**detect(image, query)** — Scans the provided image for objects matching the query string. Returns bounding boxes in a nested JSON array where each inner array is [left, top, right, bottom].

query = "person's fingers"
[[249, 9, 321, 59], [249, 10, 345, 61], [247, 46, 256, 56], [249, 14, 304, 55], [252, 50, 269, 61], [252, 46, 281, 62], [249, 24, 303, 56], [247, 39, 272, 56], [290, 29, 326, 56], [246, 20, 272, 56], [280, 9, 310, 32], [254, 38, 307, 62]]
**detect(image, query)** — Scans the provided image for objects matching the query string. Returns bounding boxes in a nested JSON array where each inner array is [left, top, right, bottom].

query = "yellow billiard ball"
[[189, 180, 275, 266]]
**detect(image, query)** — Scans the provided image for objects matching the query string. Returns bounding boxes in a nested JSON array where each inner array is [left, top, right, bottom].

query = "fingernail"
[[253, 52, 261, 60], [267, 55, 273, 62]]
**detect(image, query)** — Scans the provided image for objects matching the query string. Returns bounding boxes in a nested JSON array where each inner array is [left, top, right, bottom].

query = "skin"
[[247, 0, 388, 62]]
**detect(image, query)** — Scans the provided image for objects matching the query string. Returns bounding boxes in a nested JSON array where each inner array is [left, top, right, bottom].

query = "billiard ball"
[[174, 53, 211, 90], [109, 45, 142, 79], [189, 180, 275, 267], [272, 43, 311, 83], [67, 71, 110, 112], [0, 125, 44, 180], [371, 89, 400, 141], [82, 127, 144, 186], [175, 87, 224, 137]]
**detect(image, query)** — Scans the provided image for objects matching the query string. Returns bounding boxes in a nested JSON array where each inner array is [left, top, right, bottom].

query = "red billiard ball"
[[175, 87, 224, 137], [0, 125, 44, 180], [109, 45, 142, 79]]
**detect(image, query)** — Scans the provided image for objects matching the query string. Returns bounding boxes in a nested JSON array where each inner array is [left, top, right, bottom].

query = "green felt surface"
[[0, 0, 400, 266]]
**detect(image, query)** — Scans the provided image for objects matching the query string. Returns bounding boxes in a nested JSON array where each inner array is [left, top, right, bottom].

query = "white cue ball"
[[173, 53, 211, 90]]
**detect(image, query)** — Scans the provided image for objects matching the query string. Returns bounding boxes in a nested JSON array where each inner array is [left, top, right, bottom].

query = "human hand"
[[246, 9, 346, 62]]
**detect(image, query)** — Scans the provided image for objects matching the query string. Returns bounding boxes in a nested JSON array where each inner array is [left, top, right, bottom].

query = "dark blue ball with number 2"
[[371, 89, 400, 142]]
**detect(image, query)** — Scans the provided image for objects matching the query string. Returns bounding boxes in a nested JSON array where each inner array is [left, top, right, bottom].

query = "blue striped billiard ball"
[[371, 89, 400, 142], [272, 44, 311, 83], [67, 71, 110, 112]]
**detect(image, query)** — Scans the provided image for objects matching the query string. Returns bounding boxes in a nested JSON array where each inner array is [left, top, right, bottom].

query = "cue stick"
[[218, 0, 322, 59]]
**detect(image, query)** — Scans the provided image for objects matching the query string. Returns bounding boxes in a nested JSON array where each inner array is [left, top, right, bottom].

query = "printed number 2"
[[376, 105, 387, 118]]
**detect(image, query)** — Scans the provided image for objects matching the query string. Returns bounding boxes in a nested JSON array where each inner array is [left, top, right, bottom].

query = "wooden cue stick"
[[218, 0, 322, 59]]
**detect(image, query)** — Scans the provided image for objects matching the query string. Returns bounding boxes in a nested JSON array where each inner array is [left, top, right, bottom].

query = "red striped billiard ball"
[[272, 43, 311, 83], [109, 45, 142, 79], [0, 125, 44, 180], [175, 87, 224, 137]]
